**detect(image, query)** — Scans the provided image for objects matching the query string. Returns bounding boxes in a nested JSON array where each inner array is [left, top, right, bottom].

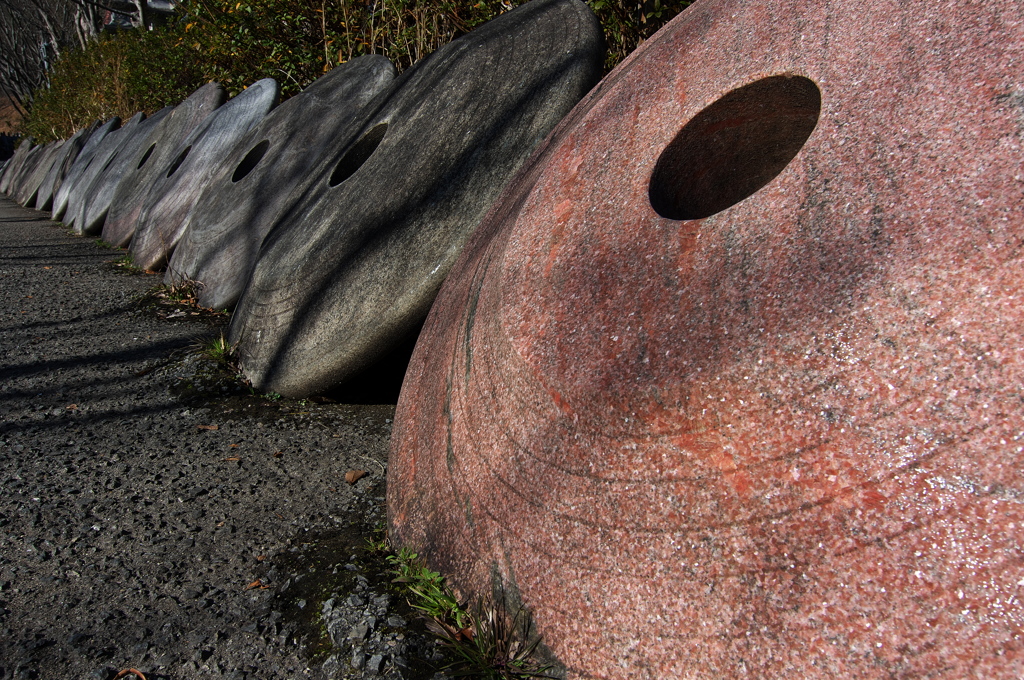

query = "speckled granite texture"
[[388, 0, 1024, 677]]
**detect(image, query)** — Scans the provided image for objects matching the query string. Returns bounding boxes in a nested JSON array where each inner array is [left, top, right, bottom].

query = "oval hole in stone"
[[100, 149, 122, 173], [649, 74, 821, 221], [232, 140, 270, 183], [329, 123, 388, 188], [137, 143, 156, 170], [166, 145, 191, 178]]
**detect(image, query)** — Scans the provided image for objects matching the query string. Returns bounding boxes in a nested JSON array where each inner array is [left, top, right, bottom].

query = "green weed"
[[387, 547, 553, 678], [199, 332, 233, 364], [112, 253, 145, 274]]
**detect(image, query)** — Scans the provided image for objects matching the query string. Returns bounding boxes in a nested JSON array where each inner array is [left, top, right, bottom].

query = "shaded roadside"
[[0, 197, 442, 680]]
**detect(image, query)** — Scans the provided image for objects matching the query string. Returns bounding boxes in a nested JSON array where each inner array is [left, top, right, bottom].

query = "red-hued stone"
[[388, 0, 1024, 677]]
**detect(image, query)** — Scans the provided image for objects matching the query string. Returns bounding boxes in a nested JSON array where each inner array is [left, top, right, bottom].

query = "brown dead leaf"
[[223, 456, 240, 462], [244, 580, 262, 591], [256, 555, 266, 562], [457, 627, 475, 642], [42, 266, 52, 270], [230, 443, 240, 448], [273, 451, 283, 458], [66, 404, 78, 410], [345, 469, 367, 484], [197, 424, 219, 431]]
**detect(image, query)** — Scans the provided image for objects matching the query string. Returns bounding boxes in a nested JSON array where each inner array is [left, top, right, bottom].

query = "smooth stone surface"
[[51, 117, 121, 222], [6, 143, 46, 201], [166, 55, 397, 310], [10, 143, 57, 204], [14, 139, 66, 208], [101, 83, 226, 245], [35, 122, 99, 212], [128, 78, 280, 271], [73, 109, 173, 238], [388, 0, 1024, 677], [0, 138, 35, 195], [229, 0, 604, 396]]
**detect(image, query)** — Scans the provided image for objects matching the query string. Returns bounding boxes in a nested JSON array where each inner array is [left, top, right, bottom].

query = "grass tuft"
[[112, 253, 145, 274], [387, 547, 554, 679]]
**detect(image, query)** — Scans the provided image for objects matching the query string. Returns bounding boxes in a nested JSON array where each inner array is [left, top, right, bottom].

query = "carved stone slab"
[[35, 122, 100, 213], [166, 55, 396, 310], [388, 0, 1024, 677], [52, 117, 121, 222], [228, 0, 604, 397], [14, 139, 66, 208], [5, 143, 44, 200], [127, 78, 280, 271], [100, 83, 226, 245], [0, 138, 35, 195], [73, 111, 176, 236], [63, 113, 148, 233]]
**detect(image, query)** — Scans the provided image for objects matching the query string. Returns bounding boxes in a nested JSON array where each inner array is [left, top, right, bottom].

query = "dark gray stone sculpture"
[[36, 122, 100, 213], [166, 55, 396, 310], [101, 82, 226, 245], [52, 117, 121, 222], [15, 139, 66, 208], [128, 78, 280, 271], [65, 116, 152, 233], [229, 0, 604, 396], [0, 138, 35, 195], [9, 143, 56, 203], [65, 113, 158, 234], [6, 143, 44, 199]]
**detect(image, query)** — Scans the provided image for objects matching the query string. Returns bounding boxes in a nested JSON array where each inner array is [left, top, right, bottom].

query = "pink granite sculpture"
[[388, 0, 1024, 677]]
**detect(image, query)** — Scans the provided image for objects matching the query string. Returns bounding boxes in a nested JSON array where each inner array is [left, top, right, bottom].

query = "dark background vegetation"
[[3, 0, 691, 143]]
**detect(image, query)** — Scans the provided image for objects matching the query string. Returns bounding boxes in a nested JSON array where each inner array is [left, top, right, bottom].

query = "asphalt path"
[[0, 197, 431, 680]]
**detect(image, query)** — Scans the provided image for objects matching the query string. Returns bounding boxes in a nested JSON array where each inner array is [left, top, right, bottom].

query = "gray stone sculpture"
[[36, 122, 100, 213], [128, 78, 280, 271], [70, 111, 171, 236], [229, 0, 605, 396], [166, 55, 397, 310], [15, 139, 66, 208], [52, 117, 121, 222], [9, 143, 54, 202], [0, 138, 35, 195], [100, 82, 226, 246], [6, 144, 43, 198]]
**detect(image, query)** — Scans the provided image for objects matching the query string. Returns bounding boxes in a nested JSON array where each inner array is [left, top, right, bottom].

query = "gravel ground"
[[0, 196, 448, 680]]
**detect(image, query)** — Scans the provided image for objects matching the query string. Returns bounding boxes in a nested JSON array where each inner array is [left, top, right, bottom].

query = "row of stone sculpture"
[[0, 0, 605, 400], [4, 0, 1024, 676]]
